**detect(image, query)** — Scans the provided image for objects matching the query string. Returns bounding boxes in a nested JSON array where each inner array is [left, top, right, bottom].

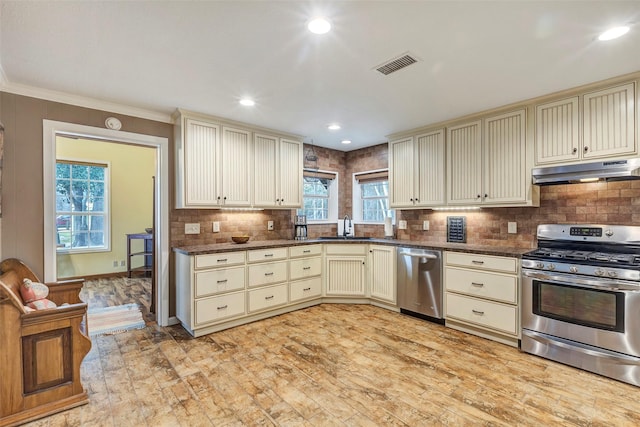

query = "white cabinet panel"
[[290, 257, 322, 281], [289, 244, 322, 258], [279, 138, 303, 207], [535, 97, 580, 164], [195, 266, 246, 298], [248, 260, 288, 287], [416, 130, 446, 206], [248, 284, 288, 313], [195, 291, 245, 325], [445, 252, 517, 273], [195, 251, 245, 269], [253, 133, 278, 207], [181, 119, 220, 207], [325, 257, 366, 296], [368, 245, 396, 304], [446, 293, 517, 335], [389, 137, 415, 207], [221, 127, 252, 206], [248, 247, 288, 263], [447, 120, 482, 204], [253, 135, 302, 208], [444, 267, 517, 304], [290, 277, 322, 302]]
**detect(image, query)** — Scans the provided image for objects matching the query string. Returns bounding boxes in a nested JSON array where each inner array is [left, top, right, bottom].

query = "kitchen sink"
[[316, 236, 373, 240]]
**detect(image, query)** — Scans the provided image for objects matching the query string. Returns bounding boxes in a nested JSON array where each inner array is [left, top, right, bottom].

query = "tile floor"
[[24, 292, 640, 426]]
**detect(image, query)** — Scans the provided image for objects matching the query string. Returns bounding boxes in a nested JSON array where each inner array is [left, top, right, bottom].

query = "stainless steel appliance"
[[521, 224, 640, 386], [397, 248, 444, 323], [294, 215, 307, 240], [531, 158, 640, 185]]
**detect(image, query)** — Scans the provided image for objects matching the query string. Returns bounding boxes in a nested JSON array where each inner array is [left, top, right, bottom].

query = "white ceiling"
[[1, 1, 640, 151]]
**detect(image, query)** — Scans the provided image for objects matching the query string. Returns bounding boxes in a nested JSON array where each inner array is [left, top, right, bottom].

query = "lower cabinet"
[[368, 245, 396, 304], [324, 244, 367, 297], [443, 251, 520, 347], [248, 283, 288, 313]]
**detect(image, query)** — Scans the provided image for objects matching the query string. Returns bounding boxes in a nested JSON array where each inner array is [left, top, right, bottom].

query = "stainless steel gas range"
[[521, 224, 640, 386]]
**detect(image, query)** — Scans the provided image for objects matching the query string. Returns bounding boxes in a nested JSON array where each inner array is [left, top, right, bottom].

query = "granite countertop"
[[173, 238, 531, 258]]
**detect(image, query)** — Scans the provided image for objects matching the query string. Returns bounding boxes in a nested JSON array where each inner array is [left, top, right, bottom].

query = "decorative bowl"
[[232, 235, 250, 244], [145, 227, 153, 234]]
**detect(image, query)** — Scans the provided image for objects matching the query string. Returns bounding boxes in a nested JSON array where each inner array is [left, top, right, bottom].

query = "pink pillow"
[[27, 298, 57, 310], [20, 278, 49, 303]]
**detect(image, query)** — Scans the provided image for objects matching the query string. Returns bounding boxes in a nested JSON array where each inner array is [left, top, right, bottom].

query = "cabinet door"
[[221, 127, 252, 206], [183, 119, 220, 206], [325, 257, 366, 296], [368, 245, 396, 303], [416, 129, 446, 206], [279, 138, 303, 208], [389, 137, 415, 208], [447, 120, 482, 204], [583, 82, 636, 159], [535, 97, 580, 164], [483, 110, 527, 204], [253, 133, 278, 207]]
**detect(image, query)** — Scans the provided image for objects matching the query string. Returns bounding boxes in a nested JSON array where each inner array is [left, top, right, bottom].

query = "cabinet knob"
[[572, 147, 578, 154], [276, 198, 280, 202], [410, 198, 413, 202], [476, 194, 481, 199], [415, 198, 419, 202], [584, 146, 589, 153], [484, 194, 488, 199]]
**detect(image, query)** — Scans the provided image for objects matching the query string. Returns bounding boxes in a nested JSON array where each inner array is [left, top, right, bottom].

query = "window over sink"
[[297, 170, 338, 223], [352, 169, 394, 224]]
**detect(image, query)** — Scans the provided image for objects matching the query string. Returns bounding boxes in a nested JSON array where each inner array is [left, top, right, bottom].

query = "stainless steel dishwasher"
[[397, 248, 444, 323]]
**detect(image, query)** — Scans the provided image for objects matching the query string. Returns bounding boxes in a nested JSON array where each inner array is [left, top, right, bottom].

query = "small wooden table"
[[126, 232, 155, 313]]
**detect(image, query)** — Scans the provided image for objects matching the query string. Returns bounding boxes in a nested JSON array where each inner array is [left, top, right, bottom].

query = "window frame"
[[352, 168, 394, 225], [55, 158, 111, 254], [298, 170, 339, 224]]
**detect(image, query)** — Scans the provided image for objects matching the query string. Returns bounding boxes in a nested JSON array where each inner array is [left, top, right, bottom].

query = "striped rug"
[[87, 303, 146, 337]]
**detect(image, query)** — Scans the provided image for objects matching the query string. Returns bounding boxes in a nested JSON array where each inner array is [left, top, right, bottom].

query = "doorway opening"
[[43, 120, 171, 326]]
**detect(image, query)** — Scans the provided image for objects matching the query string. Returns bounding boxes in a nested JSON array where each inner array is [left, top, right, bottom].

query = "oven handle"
[[522, 270, 640, 291], [524, 330, 640, 363]]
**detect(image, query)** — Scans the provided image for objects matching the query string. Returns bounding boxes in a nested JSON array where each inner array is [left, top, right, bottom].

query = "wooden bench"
[[0, 258, 92, 427]]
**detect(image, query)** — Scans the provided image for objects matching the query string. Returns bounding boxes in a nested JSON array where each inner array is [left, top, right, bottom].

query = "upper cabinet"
[[535, 81, 637, 165], [447, 110, 528, 206], [253, 134, 302, 208], [389, 129, 445, 208], [174, 110, 303, 209]]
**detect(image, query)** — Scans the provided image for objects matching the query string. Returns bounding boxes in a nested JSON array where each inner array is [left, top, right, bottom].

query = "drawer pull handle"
[[303, 287, 311, 291], [303, 267, 311, 270], [471, 260, 484, 265], [217, 258, 228, 262], [217, 305, 228, 310], [471, 282, 484, 287], [264, 272, 274, 276], [264, 254, 274, 257], [303, 250, 311, 253], [217, 279, 228, 284], [472, 309, 485, 316], [265, 295, 274, 300]]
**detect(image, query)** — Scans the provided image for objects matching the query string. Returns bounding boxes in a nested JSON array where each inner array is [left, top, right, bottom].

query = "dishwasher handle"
[[402, 252, 438, 259]]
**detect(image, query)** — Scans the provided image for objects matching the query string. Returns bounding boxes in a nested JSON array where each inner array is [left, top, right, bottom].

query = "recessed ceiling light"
[[341, 140, 352, 145], [328, 124, 341, 130], [239, 98, 255, 106], [598, 26, 630, 41], [308, 17, 331, 34]]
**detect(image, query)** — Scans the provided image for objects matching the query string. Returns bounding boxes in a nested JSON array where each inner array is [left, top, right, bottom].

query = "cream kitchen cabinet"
[[535, 82, 637, 165], [447, 110, 530, 206], [175, 250, 247, 336], [443, 251, 519, 347], [324, 244, 367, 297], [289, 244, 322, 303], [389, 129, 446, 208], [220, 126, 252, 206], [253, 134, 303, 208], [368, 245, 396, 304]]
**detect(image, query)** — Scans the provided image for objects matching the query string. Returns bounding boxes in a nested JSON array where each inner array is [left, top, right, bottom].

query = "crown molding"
[[0, 79, 172, 124]]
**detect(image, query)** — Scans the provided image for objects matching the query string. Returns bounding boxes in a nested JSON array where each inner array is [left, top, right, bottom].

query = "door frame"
[[43, 120, 171, 326]]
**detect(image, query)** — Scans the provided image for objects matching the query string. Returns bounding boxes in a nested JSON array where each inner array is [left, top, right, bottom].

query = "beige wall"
[[56, 137, 155, 278], [0, 92, 173, 280]]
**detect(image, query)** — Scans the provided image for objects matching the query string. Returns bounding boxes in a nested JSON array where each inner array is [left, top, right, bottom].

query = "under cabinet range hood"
[[532, 158, 640, 185]]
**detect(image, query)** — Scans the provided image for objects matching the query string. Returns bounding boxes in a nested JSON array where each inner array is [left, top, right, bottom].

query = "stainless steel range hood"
[[532, 158, 640, 185]]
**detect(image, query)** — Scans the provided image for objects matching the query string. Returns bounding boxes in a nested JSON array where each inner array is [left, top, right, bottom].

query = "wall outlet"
[[113, 260, 118, 267], [267, 220, 274, 231], [422, 220, 430, 231], [185, 223, 200, 234], [398, 220, 407, 230], [120, 260, 125, 266], [508, 222, 517, 234], [212, 221, 220, 233]]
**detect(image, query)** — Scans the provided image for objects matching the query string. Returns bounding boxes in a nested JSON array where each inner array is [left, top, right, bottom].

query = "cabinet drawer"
[[444, 267, 517, 304], [445, 251, 517, 274], [324, 244, 367, 256], [290, 277, 322, 302], [195, 251, 245, 269], [445, 293, 517, 335], [248, 283, 288, 313], [195, 291, 245, 325], [247, 247, 288, 263], [289, 244, 322, 258], [195, 266, 246, 297], [248, 260, 288, 287], [290, 257, 322, 281]]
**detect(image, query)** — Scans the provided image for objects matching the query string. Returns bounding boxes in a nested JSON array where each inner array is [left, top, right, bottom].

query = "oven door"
[[522, 269, 640, 358]]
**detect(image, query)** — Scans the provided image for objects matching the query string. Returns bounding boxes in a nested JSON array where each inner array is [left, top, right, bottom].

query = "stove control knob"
[[569, 266, 578, 273], [605, 229, 614, 237], [536, 262, 544, 269], [546, 263, 555, 271], [608, 270, 617, 278], [594, 268, 605, 276]]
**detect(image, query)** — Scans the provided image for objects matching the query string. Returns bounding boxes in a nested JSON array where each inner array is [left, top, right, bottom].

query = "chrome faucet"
[[343, 214, 352, 237]]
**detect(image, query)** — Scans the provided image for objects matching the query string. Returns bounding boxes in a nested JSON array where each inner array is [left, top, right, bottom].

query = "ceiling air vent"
[[374, 52, 419, 75]]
